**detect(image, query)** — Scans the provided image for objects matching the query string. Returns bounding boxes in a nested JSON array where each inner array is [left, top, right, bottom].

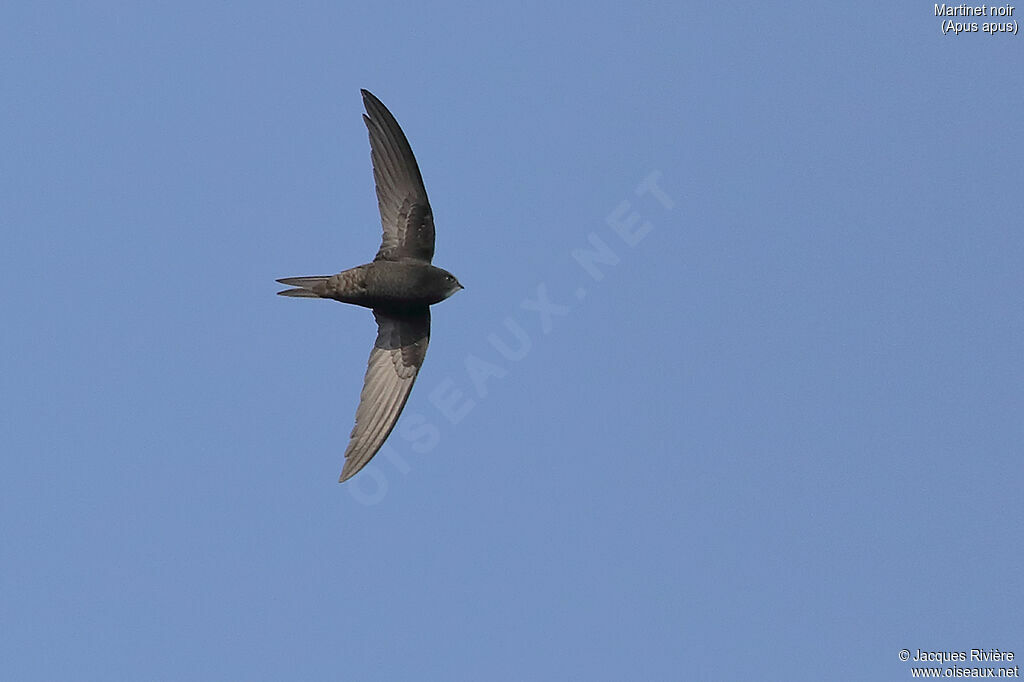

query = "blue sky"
[[2, 3, 1022, 680]]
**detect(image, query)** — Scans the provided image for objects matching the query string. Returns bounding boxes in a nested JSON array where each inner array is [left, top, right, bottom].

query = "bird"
[[277, 89, 462, 483]]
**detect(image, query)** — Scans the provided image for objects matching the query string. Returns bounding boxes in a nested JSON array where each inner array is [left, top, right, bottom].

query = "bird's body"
[[277, 89, 461, 482], [279, 261, 461, 310]]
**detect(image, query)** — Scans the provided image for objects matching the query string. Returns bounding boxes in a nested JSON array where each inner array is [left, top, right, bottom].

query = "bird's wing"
[[339, 308, 430, 482], [361, 89, 435, 264]]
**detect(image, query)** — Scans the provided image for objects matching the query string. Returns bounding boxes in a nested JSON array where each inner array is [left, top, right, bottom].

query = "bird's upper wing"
[[339, 308, 430, 482], [361, 89, 435, 264]]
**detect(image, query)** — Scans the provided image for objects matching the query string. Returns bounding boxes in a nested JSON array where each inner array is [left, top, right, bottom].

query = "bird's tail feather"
[[277, 288, 322, 297], [276, 276, 330, 298]]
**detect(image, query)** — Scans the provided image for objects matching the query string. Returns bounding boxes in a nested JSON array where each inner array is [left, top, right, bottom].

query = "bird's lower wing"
[[339, 308, 430, 482]]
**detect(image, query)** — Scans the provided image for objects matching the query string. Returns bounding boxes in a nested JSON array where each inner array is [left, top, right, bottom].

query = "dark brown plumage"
[[277, 89, 462, 482]]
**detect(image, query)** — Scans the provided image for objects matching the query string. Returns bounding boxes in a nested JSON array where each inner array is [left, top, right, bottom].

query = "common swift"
[[277, 89, 462, 482]]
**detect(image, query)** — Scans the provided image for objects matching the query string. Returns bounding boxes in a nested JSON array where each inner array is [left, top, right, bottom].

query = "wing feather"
[[339, 309, 430, 482], [361, 89, 435, 264]]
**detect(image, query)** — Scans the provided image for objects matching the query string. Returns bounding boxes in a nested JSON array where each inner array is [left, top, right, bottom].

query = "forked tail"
[[276, 276, 330, 298]]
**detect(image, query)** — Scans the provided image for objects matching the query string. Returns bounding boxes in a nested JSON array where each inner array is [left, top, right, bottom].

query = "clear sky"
[[2, 3, 1021, 680]]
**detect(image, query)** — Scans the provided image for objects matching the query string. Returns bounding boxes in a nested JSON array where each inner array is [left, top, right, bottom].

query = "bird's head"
[[440, 270, 464, 300]]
